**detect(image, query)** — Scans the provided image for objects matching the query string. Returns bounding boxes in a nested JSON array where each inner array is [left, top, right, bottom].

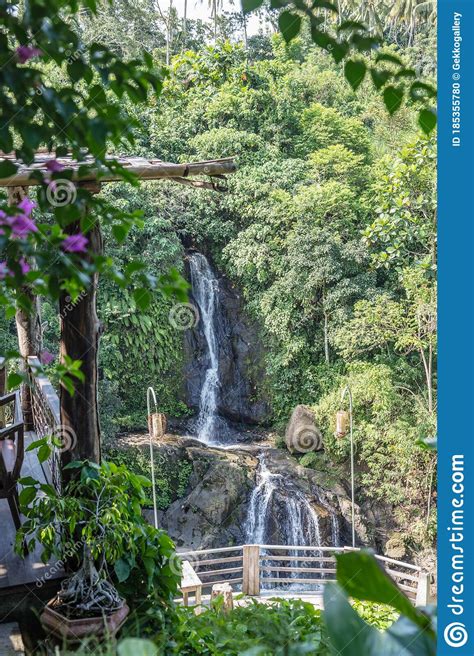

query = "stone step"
[[0, 622, 25, 655]]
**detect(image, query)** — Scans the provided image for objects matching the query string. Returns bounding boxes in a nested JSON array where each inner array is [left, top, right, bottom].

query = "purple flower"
[[61, 233, 88, 253], [19, 258, 30, 275], [17, 198, 36, 215], [46, 159, 64, 173], [16, 46, 42, 64], [39, 350, 55, 365], [10, 213, 38, 238]]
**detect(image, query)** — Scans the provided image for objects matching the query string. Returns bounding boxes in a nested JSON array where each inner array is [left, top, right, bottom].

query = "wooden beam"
[[0, 156, 237, 188]]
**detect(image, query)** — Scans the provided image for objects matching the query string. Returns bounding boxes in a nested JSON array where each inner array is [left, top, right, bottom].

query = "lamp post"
[[336, 385, 356, 548]]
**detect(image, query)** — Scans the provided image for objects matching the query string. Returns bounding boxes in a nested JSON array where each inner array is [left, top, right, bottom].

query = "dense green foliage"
[[89, 28, 436, 547], [17, 457, 180, 617]]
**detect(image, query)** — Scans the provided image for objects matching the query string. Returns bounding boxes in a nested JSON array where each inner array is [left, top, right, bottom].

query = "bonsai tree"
[[16, 453, 180, 618]]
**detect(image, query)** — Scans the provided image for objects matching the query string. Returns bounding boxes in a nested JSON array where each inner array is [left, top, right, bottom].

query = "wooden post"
[[415, 571, 431, 606], [60, 183, 102, 474], [9, 187, 42, 431], [211, 583, 233, 612], [242, 545, 260, 596]]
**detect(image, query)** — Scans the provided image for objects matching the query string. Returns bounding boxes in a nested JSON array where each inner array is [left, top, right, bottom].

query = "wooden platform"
[[0, 432, 63, 620]]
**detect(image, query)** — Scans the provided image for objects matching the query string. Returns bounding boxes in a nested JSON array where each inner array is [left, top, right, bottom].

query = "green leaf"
[[115, 557, 131, 583], [112, 223, 129, 243], [324, 583, 436, 656], [370, 68, 391, 89], [38, 443, 51, 463], [19, 476, 39, 486], [7, 372, 22, 390], [278, 11, 302, 43], [418, 109, 437, 135], [134, 287, 152, 310], [118, 639, 158, 656], [19, 486, 37, 506], [335, 551, 432, 631], [0, 159, 18, 178], [344, 60, 366, 90], [383, 86, 404, 115], [241, 0, 264, 13]]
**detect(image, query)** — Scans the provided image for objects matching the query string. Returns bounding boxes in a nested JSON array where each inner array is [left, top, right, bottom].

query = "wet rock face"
[[184, 256, 270, 426], [152, 436, 259, 550], [148, 437, 369, 551]]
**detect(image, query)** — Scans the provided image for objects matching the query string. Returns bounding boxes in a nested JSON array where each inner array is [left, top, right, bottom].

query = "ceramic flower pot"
[[40, 598, 130, 642]]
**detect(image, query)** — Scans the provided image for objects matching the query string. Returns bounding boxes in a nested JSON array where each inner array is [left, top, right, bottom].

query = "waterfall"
[[189, 253, 221, 444], [245, 452, 339, 588]]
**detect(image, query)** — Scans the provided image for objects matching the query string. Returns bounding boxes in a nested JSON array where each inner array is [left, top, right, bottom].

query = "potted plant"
[[16, 451, 180, 642]]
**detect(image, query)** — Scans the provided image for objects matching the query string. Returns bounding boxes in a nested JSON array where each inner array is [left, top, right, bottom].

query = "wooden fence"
[[26, 356, 62, 491], [179, 544, 431, 606]]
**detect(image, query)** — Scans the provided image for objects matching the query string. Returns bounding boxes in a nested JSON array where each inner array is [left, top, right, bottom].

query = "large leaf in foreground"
[[324, 583, 436, 656]]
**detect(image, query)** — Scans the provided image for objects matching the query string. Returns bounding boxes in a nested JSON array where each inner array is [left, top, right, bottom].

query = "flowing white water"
[[189, 253, 221, 444], [245, 452, 340, 588]]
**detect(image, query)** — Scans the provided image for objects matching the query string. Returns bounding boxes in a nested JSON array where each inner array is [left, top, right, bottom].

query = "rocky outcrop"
[[285, 405, 323, 454], [184, 253, 270, 426], [127, 432, 369, 550]]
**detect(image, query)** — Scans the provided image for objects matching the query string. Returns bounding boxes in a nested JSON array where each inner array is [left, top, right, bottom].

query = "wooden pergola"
[[0, 153, 236, 476]]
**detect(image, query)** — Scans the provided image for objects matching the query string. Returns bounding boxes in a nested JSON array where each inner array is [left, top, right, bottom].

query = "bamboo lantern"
[[148, 412, 167, 439], [335, 410, 349, 438]]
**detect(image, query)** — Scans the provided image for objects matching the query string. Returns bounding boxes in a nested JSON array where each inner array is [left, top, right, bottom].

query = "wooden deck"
[[0, 432, 63, 621]]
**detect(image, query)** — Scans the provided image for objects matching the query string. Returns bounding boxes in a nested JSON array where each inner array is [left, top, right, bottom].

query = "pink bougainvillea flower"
[[46, 159, 64, 173], [16, 45, 42, 64], [10, 213, 38, 238], [17, 197, 36, 215], [19, 258, 31, 275], [61, 233, 88, 253], [39, 350, 55, 365]]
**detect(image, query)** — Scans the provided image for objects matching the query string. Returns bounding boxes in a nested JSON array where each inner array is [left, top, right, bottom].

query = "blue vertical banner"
[[438, 0, 474, 654]]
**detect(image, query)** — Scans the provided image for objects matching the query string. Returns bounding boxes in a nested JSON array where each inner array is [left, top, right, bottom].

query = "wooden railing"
[[26, 356, 62, 491], [179, 544, 431, 606]]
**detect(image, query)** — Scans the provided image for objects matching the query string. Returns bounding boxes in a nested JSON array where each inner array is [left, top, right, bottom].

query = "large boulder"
[[285, 405, 323, 454]]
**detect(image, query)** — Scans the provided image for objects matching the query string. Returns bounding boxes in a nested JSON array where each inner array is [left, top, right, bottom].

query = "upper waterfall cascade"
[[189, 252, 223, 444]]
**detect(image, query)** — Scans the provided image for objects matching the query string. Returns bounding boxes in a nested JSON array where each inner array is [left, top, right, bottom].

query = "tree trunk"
[[9, 186, 42, 430], [323, 309, 330, 364], [60, 189, 102, 474]]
